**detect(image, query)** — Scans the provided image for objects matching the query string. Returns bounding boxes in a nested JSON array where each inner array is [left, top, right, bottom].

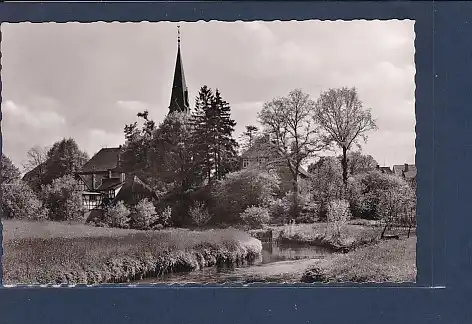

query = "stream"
[[135, 242, 334, 284]]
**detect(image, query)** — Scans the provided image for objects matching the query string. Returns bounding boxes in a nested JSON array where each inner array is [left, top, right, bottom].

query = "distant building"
[[76, 147, 156, 210], [393, 163, 417, 188], [376, 165, 393, 174], [240, 135, 310, 194]]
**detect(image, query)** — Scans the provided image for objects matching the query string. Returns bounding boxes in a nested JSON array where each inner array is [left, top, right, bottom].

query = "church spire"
[[169, 25, 189, 113]]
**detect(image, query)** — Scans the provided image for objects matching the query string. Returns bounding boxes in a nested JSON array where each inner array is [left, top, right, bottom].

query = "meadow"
[[2, 220, 262, 285]]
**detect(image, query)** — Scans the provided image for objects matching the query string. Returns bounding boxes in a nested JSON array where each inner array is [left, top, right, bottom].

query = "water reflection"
[[137, 242, 332, 284]]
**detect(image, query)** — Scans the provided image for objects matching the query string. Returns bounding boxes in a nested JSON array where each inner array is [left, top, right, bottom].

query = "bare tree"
[[22, 145, 49, 189], [315, 87, 377, 186], [239, 125, 260, 151], [258, 89, 326, 217]]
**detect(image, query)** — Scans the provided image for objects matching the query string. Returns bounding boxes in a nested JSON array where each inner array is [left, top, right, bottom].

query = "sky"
[[1, 20, 415, 170]]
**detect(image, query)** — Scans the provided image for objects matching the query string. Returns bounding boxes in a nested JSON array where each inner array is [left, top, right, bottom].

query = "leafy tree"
[[192, 86, 239, 184], [343, 151, 378, 176], [189, 201, 212, 227], [258, 89, 326, 217], [122, 111, 156, 184], [130, 198, 157, 230], [103, 201, 131, 228], [1, 154, 21, 184], [315, 87, 377, 186], [148, 112, 198, 193], [42, 138, 89, 186], [347, 170, 413, 221], [308, 156, 344, 219], [41, 174, 85, 222], [212, 168, 280, 224], [1, 180, 47, 220], [240, 206, 270, 229]]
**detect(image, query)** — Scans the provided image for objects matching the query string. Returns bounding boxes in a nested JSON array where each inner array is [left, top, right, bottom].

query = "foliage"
[[315, 87, 377, 185], [192, 86, 239, 184], [308, 156, 344, 219], [212, 168, 280, 224], [240, 206, 270, 229], [189, 201, 212, 227], [239, 125, 260, 151], [348, 170, 415, 221], [42, 138, 89, 186], [343, 151, 378, 176], [103, 201, 131, 228], [130, 198, 157, 230], [378, 183, 416, 229], [1, 180, 47, 220], [258, 89, 326, 217], [326, 199, 351, 240], [41, 174, 85, 222], [157, 206, 173, 228], [1, 154, 21, 184]]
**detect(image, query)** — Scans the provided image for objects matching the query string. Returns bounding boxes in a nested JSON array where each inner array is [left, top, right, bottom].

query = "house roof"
[[113, 175, 157, 204], [80, 147, 122, 173], [77, 174, 94, 191], [96, 177, 123, 191], [403, 170, 417, 180], [22, 163, 45, 182], [378, 166, 393, 174]]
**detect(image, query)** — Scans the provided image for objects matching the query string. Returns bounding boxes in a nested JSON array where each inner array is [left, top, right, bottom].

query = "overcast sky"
[[1, 21, 415, 170]]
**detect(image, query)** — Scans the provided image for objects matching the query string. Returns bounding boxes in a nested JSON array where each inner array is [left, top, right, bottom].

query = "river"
[[135, 242, 333, 284]]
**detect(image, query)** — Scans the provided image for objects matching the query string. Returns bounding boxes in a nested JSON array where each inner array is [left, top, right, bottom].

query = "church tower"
[[169, 26, 190, 113]]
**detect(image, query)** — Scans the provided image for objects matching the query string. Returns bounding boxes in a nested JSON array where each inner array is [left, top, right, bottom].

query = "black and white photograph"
[[1, 20, 416, 285]]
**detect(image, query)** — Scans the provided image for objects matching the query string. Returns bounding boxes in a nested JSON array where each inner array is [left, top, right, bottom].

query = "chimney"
[[108, 169, 112, 179], [92, 174, 96, 190], [376, 164, 380, 170], [404, 163, 409, 172]]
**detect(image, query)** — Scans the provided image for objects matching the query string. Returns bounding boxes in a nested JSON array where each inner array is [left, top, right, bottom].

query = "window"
[[242, 159, 249, 168]]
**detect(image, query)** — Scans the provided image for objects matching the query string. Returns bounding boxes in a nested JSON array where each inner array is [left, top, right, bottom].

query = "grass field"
[[302, 235, 417, 283], [2, 220, 262, 285]]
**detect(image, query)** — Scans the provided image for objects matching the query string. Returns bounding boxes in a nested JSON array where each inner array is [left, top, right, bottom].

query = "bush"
[[103, 201, 131, 228], [130, 198, 157, 230], [212, 168, 279, 224], [1, 181, 47, 220], [326, 199, 351, 240], [240, 206, 270, 229], [189, 201, 212, 227], [269, 198, 290, 224], [348, 171, 415, 220], [41, 175, 85, 222], [156, 206, 172, 228]]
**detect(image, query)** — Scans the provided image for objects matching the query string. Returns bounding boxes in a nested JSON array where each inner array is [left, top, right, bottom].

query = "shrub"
[[348, 171, 415, 220], [1, 180, 47, 220], [212, 168, 279, 224], [130, 198, 157, 230], [189, 201, 212, 227], [269, 198, 290, 224], [103, 201, 131, 228], [240, 206, 270, 229], [156, 206, 172, 228], [326, 199, 351, 240], [41, 175, 85, 222]]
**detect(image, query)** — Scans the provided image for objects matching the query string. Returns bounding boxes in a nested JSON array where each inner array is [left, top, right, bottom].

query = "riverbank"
[[301, 236, 416, 283], [2, 220, 262, 285], [273, 223, 381, 253]]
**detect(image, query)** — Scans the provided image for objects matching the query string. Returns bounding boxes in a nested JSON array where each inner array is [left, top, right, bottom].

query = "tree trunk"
[[291, 176, 300, 220], [341, 146, 348, 186]]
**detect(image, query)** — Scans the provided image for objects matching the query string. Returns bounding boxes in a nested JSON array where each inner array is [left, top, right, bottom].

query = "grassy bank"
[[273, 223, 381, 252], [301, 236, 416, 283], [2, 220, 262, 285]]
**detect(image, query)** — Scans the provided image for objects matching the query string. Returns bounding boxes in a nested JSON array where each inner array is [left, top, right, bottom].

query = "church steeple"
[[169, 26, 189, 113]]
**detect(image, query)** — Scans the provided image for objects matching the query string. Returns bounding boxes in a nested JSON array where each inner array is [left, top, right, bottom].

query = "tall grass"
[[2, 221, 262, 285]]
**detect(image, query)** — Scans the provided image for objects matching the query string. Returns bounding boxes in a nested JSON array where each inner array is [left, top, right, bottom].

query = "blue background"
[[0, 1, 471, 323]]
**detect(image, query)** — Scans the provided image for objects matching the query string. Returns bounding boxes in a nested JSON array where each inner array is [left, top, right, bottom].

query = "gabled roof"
[[96, 177, 123, 191], [76, 174, 94, 191], [80, 147, 122, 173], [113, 175, 157, 204]]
